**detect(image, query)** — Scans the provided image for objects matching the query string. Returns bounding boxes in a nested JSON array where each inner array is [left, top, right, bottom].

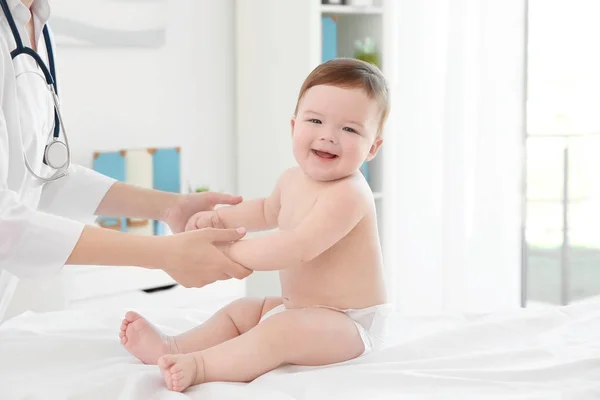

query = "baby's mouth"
[[312, 149, 338, 159]]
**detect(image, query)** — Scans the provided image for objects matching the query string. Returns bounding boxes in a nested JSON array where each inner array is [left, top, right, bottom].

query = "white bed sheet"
[[1, 299, 600, 399]]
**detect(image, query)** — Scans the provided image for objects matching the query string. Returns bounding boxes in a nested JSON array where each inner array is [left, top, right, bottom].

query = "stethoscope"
[[1, 0, 70, 181]]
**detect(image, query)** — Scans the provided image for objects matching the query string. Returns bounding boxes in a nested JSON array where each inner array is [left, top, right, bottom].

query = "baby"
[[119, 58, 392, 392]]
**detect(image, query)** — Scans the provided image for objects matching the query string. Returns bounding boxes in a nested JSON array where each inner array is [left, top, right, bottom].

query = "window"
[[526, 0, 600, 305]]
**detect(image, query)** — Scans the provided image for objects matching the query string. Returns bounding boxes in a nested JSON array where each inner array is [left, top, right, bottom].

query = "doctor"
[[0, 0, 251, 309]]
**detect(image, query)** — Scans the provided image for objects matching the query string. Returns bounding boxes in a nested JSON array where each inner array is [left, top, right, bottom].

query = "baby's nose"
[[319, 135, 336, 144]]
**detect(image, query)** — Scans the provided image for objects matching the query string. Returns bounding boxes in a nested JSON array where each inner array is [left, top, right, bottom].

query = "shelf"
[[321, 4, 383, 15]]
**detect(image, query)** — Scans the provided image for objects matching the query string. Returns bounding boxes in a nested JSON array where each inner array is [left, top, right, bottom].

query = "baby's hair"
[[294, 58, 390, 136]]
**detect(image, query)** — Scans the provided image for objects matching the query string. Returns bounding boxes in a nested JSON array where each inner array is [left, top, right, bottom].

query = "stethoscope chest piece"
[[44, 140, 68, 169]]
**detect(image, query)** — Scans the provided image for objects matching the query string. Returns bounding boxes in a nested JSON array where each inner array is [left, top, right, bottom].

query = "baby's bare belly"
[[277, 190, 387, 310], [278, 260, 386, 310]]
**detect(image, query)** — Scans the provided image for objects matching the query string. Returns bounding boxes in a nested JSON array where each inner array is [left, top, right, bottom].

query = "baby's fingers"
[[185, 217, 198, 232], [195, 217, 212, 230], [211, 213, 225, 229]]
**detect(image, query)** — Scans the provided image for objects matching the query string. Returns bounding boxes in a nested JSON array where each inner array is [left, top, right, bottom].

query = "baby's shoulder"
[[276, 166, 303, 186], [331, 173, 372, 197], [281, 166, 303, 178], [321, 174, 373, 208]]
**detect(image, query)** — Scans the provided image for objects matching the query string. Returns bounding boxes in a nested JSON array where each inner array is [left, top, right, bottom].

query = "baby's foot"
[[158, 353, 204, 392], [119, 311, 176, 364]]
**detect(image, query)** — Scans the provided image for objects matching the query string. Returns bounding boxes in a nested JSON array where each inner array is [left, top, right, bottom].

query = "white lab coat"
[[0, 0, 116, 319]]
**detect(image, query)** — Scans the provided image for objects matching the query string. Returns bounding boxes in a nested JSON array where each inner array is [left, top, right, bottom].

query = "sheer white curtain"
[[381, 0, 526, 314]]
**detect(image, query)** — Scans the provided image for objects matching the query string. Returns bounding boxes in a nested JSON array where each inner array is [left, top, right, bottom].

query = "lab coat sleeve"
[[38, 165, 116, 224], [0, 189, 84, 280], [0, 117, 85, 281]]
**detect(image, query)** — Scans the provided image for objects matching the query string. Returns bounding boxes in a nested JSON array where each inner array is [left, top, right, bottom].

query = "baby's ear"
[[290, 116, 296, 136], [366, 137, 383, 161]]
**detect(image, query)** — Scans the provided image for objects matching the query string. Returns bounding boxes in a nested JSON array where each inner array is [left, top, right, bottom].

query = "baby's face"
[[291, 85, 383, 182]]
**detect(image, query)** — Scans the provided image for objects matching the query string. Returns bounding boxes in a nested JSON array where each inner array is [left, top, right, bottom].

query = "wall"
[[56, 0, 237, 194]]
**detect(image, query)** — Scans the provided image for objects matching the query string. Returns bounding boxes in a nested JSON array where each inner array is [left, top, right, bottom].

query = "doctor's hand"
[[163, 192, 242, 234], [161, 227, 251, 288]]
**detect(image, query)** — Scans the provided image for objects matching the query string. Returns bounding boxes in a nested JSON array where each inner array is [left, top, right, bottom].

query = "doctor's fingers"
[[192, 271, 232, 286], [166, 270, 211, 288], [204, 192, 243, 207], [165, 271, 194, 288], [201, 227, 247, 243], [223, 260, 252, 280]]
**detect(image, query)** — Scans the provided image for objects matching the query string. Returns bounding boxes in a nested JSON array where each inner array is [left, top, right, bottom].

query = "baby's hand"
[[184, 210, 225, 231]]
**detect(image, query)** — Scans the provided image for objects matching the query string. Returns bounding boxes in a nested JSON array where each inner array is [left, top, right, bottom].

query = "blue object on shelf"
[[360, 161, 370, 183], [93, 151, 126, 182], [152, 148, 181, 194], [93, 151, 127, 231], [152, 148, 181, 235], [92, 147, 182, 235], [154, 221, 167, 236], [322, 16, 337, 62]]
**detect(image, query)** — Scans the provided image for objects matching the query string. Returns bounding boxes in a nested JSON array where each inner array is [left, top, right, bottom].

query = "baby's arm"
[[226, 182, 368, 271], [189, 176, 283, 232], [215, 194, 279, 232]]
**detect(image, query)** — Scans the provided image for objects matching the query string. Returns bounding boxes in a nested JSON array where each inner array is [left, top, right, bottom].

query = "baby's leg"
[[120, 296, 282, 365], [173, 296, 282, 353], [158, 307, 364, 391]]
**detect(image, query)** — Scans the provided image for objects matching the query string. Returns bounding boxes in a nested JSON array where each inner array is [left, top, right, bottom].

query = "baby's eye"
[[308, 119, 322, 124], [343, 127, 358, 134]]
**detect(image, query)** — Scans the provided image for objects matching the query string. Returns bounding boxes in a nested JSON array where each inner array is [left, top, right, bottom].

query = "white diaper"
[[259, 302, 393, 356]]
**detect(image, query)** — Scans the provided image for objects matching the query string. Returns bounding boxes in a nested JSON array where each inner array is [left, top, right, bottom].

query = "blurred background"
[[526, 0, 600, 306], [8, 0, 598, 318]]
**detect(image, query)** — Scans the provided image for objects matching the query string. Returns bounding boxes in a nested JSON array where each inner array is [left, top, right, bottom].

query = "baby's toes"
[[119, 328, 128, 345], [169, 365, 184, 390], [171, 370, 184, 381], [125, 311, 141, 322], [169, 363, 182, 374], [172, 377, 186, 392], [158, 355, 175, 370], [163, 372, 173, 390]]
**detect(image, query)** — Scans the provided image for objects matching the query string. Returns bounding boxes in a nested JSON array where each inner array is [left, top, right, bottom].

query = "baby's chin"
[[300, 167, 355, 182]]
